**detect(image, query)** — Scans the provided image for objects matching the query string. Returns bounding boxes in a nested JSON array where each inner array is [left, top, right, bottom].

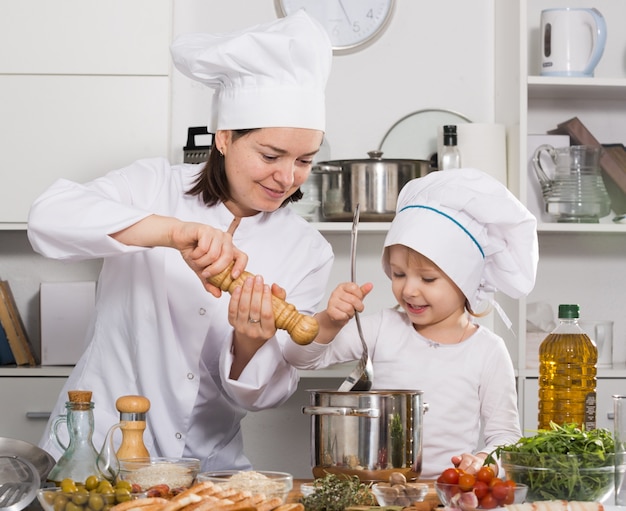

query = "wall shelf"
[[528, 76, 626, 100], [537, 222, 626, 233], [311, 222, 390, 233]]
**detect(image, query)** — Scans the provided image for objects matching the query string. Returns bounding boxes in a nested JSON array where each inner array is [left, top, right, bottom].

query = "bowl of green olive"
[[37, 477, 145, 511]]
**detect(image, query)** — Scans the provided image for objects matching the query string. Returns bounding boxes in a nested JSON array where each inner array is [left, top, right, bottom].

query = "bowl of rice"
[[196, 470, 293, 503], [117, 457, 200, 491]]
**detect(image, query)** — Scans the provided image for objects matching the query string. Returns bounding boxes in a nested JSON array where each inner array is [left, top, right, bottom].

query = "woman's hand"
[[111, 215, 248, 298], [228, 275, 283, 379], [173, 221, 248, 297]]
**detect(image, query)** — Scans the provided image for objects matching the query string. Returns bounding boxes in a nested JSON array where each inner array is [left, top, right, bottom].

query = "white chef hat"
[[170, 11, 332, 132], [382, 168, 538, 313]]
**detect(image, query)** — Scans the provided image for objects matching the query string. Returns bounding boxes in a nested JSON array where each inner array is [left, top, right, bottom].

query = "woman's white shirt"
[[28, 157, 333, 470]]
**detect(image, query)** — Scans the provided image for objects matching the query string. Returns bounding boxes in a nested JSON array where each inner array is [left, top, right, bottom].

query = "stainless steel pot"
[[312, 151, 435, 221], [303, 389, 427, 482]]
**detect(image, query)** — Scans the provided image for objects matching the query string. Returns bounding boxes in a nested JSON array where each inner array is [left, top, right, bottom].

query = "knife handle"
[[208, 264, 318, 345]]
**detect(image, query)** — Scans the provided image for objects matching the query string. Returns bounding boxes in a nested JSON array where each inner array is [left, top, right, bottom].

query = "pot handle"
[[312, 163, 343, 174], [302, 406, 380, 418]]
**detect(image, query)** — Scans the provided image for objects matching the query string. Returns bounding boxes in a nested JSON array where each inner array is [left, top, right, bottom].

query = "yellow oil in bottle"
[[538, 304, 597, 430]]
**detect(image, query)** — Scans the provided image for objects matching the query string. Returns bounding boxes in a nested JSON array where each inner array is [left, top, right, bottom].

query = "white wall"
[[169, 0, 496, 164]]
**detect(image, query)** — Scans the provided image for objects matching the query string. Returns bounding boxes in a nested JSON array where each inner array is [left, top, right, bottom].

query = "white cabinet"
[[496, 0, 626, 434], [0, 367, 71, 445], [0, 1, 172, 227]]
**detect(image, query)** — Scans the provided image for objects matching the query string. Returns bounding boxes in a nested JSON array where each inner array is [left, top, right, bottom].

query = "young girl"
[[284, 167, 539, 479]]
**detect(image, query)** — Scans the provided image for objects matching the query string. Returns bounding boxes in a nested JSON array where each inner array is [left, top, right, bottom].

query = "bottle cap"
[[443, 125, 458, 146], [68, 390, 92, 403], [558, 304, 580, 319]]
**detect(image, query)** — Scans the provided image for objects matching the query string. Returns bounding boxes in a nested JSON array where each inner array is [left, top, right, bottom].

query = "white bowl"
[[300, 481, 315, 497], [288, 200, 321, 220], [372, 482, 429, 507]]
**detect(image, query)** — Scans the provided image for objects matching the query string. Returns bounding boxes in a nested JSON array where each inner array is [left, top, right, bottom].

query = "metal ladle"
[[338, 203, 374, 391]]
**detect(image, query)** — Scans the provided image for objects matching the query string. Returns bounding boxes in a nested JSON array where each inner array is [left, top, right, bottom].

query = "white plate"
[[379, 108, 471, 160]]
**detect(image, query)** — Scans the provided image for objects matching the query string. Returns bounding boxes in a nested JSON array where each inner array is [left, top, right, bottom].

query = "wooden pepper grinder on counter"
[[115, 395, 151, 459]]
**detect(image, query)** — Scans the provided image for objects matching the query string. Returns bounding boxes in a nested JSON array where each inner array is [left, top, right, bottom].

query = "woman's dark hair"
[[186, 129, 303, 207]]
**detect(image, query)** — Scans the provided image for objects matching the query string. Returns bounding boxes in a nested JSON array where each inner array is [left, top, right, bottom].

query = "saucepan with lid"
[[312, 151, 435, 221]]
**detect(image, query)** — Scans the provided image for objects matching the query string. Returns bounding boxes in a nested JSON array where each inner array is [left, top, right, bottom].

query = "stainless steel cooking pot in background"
[[312, 151, 435, 221], [303, 390, 427, 482]]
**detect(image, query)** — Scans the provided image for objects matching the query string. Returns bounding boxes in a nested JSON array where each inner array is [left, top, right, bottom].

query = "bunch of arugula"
[[491, 422, 616, 501], [300, 473, 376, 511]]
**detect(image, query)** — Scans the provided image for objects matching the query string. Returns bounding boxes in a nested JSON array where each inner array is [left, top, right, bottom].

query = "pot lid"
[[0, 456, 40, 511], [0, 437, 56, 484], [314, 150, 432, 169], [378, 108, 471, 160]]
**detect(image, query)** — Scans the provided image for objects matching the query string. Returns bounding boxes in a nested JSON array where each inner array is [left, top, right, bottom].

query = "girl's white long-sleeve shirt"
[[28, 157, 333, 471], [283, 308, 522, 479]]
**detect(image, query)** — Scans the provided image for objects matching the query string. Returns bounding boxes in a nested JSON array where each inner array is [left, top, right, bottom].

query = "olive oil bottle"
[[538, 304, 598, 430]]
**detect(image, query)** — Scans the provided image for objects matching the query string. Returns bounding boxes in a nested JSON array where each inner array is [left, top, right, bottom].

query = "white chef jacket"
[[28, 157, 333, 471], [283, 308, 522, 479]]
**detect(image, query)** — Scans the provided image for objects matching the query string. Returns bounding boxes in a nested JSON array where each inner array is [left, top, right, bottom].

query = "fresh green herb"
[[491, 422, 616, 501], [390, 413, 404, 468], [300, 473, 376, 511]]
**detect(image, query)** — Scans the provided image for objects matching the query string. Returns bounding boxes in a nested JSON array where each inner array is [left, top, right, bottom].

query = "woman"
[[285, 168, 539, 479], [28, 12, 334, 471]]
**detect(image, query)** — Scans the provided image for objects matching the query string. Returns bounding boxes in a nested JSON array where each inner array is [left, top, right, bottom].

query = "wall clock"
[[274, 0, 395, 55]]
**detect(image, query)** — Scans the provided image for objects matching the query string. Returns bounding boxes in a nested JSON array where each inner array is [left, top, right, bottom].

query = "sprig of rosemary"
[[300, 473, 376, 511]]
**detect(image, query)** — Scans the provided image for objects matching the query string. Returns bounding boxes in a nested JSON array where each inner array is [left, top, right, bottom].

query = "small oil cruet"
[[531, 144, 611, 223], [47, 390, 117, 485]]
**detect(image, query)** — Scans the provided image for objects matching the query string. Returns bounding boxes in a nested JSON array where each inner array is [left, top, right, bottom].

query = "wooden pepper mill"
[[208, 263, 319, 345], [115, 395, 150, 459]]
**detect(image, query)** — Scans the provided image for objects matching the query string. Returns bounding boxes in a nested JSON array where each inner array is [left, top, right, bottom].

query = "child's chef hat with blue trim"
[[382, 168, 538, 314], [170, 11, 332, 132]]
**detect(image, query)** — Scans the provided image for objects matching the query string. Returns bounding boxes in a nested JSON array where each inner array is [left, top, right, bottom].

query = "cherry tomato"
[[473, 480, 489, 500], [491, 482, 509, 503], [458, 473, 476, 492], [489, 477, 504, 488], [476, 466, 495, 484], [479, 493, 499, 509], [503, 480, 517, 505], [437, 467, 460, 485]]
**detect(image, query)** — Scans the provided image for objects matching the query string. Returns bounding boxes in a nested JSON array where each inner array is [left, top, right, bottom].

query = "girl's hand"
[[313, 282, 373, 345], [451, 453, 497, 476], [326, 282, 373, 323]]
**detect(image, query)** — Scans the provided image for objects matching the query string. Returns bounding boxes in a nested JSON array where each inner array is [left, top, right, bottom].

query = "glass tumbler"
[[614, 395, 626, 505]]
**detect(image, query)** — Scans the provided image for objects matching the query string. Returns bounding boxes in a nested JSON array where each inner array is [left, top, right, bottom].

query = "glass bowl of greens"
[[498, 424, 617, 503], [501, 451, 615, 502]]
